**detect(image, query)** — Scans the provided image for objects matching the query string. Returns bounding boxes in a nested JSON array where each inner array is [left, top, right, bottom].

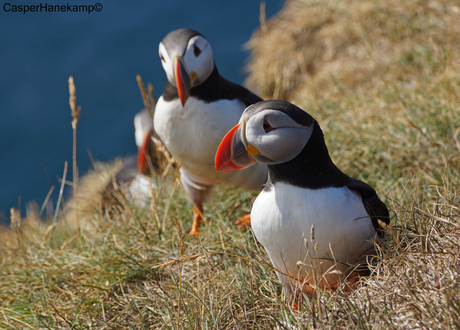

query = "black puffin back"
[[262, 108, 389, 236], [346, 178, 390, 237]]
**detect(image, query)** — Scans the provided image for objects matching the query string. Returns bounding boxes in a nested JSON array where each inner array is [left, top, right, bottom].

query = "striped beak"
[[215, 122, 257, 172], [137, 131, 152, 174]]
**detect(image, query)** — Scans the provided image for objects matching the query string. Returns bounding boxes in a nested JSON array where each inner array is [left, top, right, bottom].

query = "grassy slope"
[[1, 0, 460, 328]]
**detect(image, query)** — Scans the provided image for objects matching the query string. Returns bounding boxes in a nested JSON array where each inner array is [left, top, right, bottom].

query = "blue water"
[[0, 1, 283, 223]]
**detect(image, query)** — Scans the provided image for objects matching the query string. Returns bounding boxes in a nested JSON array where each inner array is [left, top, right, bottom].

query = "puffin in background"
[[215, 100, 389, 295], [135, 109, 159, 175], [104, 109, 159, 207], [154, 28, 268, 236]]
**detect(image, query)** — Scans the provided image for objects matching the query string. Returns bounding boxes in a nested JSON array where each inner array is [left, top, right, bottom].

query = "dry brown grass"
[[246, 0, 460, 102], [1, 0, 460, 328]]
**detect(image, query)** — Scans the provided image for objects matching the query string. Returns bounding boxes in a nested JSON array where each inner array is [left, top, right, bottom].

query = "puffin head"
[[215, 100, 316, 172], [159, 28, 214, 106]]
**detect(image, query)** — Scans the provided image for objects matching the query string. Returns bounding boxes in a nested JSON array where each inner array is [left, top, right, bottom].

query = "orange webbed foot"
[[188, 230, 200, 236]]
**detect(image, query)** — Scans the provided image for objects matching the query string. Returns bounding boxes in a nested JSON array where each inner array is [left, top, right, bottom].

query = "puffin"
[[215, 100, 389, 295], [154, 28, 268, 236], [135, 109, 158, 175], [104, 109, 159, 208]]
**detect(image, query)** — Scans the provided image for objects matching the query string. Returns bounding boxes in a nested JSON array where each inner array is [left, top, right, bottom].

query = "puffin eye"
[[193, 44, 202, 57], [160, 54, 165, 62], [263, 120, 274, 133]]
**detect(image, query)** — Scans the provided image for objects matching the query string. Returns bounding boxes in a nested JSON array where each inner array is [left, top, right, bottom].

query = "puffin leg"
[[320, 270, 360, 292], [299, 270, 360, 293], [234, 213, 251, 229], [189, 204, 204, 236], [342, 270, 360, 291], [292, 289, 306, 313]]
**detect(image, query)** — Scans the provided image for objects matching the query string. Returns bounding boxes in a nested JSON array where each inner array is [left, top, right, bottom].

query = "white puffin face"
[[159, 35, 214, 88], [243, 109, 314, 165], [159, 42, 174, 85]]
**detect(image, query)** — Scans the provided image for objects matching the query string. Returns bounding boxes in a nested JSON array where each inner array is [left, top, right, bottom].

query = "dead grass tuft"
[[246, 0, 460, 103]]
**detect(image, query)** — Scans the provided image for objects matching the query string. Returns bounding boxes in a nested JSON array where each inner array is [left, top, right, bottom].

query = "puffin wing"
[[347, 178, 389, 237], [219, 77, 263, 107]]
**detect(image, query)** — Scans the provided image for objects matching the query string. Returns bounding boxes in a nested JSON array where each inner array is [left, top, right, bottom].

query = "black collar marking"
[[162, 66, 262, 106]]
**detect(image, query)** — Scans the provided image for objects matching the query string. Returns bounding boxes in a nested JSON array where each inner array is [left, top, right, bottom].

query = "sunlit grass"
[[1, 0, 460, 328]]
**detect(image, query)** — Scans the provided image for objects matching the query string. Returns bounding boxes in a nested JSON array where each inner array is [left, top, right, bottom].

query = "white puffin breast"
[[154, 96, 267, 190], [251, 183, 376, 285]]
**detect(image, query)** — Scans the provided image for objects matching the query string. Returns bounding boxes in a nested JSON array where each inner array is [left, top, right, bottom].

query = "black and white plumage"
[[215, 100, 389, 294], [154, 28, 268, 235]]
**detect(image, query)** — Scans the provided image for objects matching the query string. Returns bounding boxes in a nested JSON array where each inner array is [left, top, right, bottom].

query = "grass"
[[1, 0, 460, 328]]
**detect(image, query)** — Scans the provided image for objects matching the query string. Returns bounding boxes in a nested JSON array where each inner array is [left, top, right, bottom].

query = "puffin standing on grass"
[[215, 100, 389, 295], [153, 28, 268, 236]]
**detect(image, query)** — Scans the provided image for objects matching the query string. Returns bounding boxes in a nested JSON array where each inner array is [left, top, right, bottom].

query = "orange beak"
[[174, 56, 191, 107], [215, 123, 257, 172], [137, 131, 152, 174]]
